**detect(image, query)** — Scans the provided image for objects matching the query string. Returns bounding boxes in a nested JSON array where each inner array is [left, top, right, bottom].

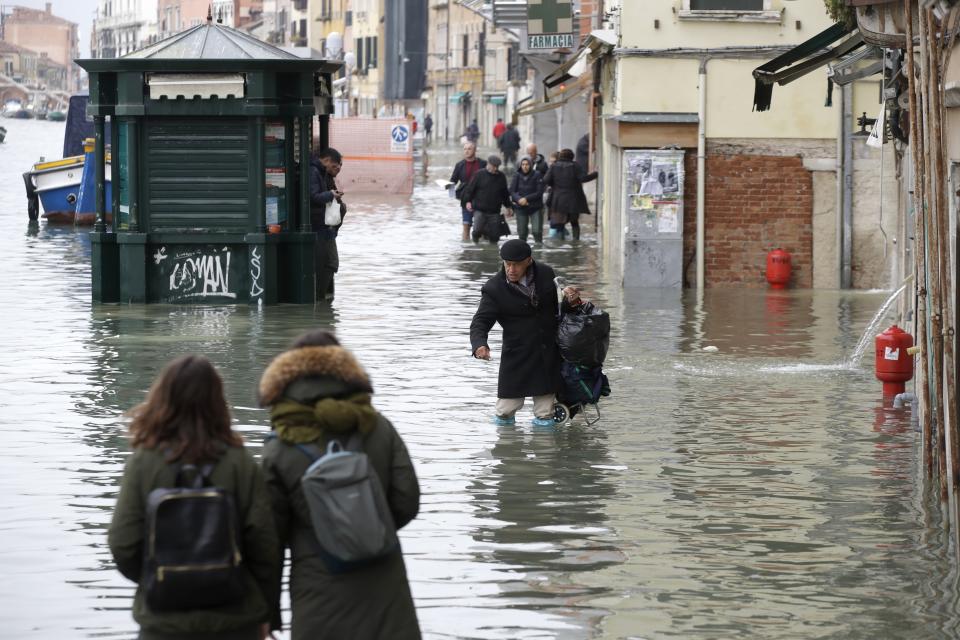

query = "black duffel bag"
[[557, 301, 610, 368]]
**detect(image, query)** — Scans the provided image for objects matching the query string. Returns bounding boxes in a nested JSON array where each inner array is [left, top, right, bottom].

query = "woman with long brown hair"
[[108, 355, 279, 640]]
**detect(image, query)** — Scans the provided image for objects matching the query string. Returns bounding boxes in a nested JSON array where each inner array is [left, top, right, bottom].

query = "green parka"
[[108, 445, 279, 639], [258, 344, 422, 640]]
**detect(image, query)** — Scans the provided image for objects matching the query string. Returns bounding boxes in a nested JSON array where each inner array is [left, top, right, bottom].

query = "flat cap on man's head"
[[487, 155, 502, 167], [500, 239, 532, 262]]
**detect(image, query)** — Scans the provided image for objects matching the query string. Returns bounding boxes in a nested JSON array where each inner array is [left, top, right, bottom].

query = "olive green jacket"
[[108, 445, 280, 637], [262, 414, 421, 639]]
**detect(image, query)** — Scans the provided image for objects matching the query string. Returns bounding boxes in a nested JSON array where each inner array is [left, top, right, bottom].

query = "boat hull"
[[31, 156, 112, 225]]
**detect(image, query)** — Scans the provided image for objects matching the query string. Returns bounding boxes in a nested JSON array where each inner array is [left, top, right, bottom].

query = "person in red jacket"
[[492, 118, 506, 145]]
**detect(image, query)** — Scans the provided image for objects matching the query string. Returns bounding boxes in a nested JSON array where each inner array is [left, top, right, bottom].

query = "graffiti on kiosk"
[[167, 246, 237, 299], [249, 246, 264, 299]]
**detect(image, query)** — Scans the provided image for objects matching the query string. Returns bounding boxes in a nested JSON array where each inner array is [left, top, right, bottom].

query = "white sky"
[[3, 0, 98, 57]]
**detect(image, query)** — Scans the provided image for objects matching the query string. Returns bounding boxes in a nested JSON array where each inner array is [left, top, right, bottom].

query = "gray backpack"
[[295, 433, 399, 572]]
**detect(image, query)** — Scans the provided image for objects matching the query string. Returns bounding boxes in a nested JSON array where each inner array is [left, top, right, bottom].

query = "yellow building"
[[592, 0, 892, 290], [310, 0, 348, 54], [349, 0, 384, 116]]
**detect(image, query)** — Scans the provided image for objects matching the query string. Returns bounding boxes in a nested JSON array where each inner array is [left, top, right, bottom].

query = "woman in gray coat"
[[259, 330, 421, 640]]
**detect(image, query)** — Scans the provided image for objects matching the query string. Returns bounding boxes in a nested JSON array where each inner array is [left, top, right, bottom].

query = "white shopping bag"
[[324, 199, 341, 226]]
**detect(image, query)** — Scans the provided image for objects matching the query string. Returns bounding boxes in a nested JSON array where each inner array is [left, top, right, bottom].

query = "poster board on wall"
[[622, 149, 685, 287]]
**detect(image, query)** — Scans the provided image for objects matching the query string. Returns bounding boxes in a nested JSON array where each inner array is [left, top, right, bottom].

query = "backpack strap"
[[175, 462, 215, 489], [293, 443, 323, 462]]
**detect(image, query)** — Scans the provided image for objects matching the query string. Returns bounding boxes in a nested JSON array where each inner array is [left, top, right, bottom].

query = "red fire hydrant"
[[875, 325, 914, 396], [766, 248, 791, 289]]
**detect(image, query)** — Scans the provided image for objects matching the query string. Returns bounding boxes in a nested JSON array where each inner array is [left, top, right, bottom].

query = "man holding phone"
[[309, 147, 346, 301]]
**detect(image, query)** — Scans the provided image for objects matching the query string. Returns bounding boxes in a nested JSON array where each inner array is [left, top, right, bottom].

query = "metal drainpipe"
[[842, 83, 853, 289], [836, 83, 844, 288], [696, 58, 707, 290]]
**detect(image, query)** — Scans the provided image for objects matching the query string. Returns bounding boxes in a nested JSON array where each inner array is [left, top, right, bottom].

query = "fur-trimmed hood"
[[258, 345, 373, 406]]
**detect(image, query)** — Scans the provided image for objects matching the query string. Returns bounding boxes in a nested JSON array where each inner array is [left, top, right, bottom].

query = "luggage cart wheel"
[[554, 403, 571, 424]]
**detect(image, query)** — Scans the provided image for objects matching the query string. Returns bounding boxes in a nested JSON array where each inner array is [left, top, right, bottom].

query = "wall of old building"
[[597, 0, 896, 290]]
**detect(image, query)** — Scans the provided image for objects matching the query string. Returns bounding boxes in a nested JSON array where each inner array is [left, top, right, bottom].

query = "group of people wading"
[[450, 135, 597, 244]]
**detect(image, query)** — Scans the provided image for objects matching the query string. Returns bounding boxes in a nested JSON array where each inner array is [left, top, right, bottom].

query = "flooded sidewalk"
[[0, 128, 958, 638]]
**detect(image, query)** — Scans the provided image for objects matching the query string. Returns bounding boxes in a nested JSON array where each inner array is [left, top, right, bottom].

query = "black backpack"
[[142, 461, 245, 611]]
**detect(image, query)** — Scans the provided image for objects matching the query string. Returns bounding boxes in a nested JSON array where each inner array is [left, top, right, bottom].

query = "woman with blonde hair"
[[109, 355, 279, 640]]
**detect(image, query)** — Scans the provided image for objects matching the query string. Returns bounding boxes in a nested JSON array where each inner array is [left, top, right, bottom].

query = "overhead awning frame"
[[752, 22, 860, 111]]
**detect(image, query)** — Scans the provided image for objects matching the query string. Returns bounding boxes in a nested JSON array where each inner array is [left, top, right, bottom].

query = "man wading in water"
[[470, 239, 580, 426]]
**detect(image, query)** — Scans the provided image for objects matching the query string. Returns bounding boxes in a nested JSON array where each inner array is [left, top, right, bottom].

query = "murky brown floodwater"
[[1, 118, 958, 639]]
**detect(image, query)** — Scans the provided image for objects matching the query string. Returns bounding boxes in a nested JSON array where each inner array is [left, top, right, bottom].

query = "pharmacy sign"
[[527, 0, 575, 50]]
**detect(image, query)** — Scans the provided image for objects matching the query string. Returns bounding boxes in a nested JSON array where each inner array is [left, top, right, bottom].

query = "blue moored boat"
[[24, 95, 112, 223]]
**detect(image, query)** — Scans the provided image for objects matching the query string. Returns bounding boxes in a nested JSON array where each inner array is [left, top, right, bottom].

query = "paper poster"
[[265, 123, 285, 140], [266, 197, 279, 225], [658, 205, 678, 233], [265, 170, 285, 188], [653, 163, 680, 194], [630, 195, 654, 210]]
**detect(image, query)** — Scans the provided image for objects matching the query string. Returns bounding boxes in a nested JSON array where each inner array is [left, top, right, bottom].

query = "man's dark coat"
[[470, 261, 562, 398]]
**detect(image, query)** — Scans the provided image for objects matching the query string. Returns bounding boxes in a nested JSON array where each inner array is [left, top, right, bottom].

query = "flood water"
[[1, 118, 959, 639]]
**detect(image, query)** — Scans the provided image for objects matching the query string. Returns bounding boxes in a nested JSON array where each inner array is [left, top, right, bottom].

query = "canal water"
[[1, 118, 959, 639]]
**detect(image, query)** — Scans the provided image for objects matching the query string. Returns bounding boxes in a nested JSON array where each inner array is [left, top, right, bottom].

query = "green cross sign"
[[527, 0, 573, 36]]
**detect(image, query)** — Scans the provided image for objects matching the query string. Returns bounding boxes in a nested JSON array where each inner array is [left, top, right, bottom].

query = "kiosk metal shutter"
[[145, 118, 250, 232]]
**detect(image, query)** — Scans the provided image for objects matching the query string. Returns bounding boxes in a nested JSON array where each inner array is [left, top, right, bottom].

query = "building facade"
[[594, 0, 892, 290], [426, 1, 524, 147], [1, 4, 80, 91], [0, 40, 37, 86], [94, 0, 159, 58]]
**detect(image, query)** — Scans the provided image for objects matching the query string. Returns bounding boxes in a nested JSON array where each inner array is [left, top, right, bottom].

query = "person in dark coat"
[[450, 142, 486, 241], [461, 155, 512, 244], [543, 148, 597, 240], [259, 330, 421, 640], [109, 355, 279, 640], [575, 133, 590, 173], [470, 240, 579, 426], [509, 156, 544, 243], [498, 123, 521, 169], [423, 113, 433, 144], [525, 142, 549, 176], [309, 147, 346, 300], [465, 119, 480, 143]]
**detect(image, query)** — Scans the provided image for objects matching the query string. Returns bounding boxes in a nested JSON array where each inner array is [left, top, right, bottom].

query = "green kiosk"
[[79, 18, 341, 304]]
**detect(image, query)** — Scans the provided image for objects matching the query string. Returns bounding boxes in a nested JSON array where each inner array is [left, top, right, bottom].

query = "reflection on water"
[[0, 121, 959, 639]]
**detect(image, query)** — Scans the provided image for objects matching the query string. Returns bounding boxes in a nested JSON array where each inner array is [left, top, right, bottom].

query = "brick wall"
[[682, 153, 813, 288]]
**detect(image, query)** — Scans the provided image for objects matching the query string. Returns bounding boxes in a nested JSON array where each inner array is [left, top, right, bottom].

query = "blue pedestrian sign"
[[391, 124, 410, 151]]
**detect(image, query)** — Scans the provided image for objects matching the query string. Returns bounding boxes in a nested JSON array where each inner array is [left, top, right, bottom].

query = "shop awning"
[[485, 94, 506, 105], [513, 79, 591, 119], [450, 91, 470, 103], [752, 22, 862, 111], [544, 29, 616, 92]]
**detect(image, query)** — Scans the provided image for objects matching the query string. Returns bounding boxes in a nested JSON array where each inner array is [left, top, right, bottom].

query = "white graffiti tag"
[[153, 247, 168, 265], [250, 247, 264, 298], [168, 249, 236, 299]]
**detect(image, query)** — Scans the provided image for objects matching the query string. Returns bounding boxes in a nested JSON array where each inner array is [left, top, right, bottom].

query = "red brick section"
[[682, 152, 813, 288]]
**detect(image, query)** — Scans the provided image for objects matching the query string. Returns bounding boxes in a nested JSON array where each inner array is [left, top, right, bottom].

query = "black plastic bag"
[[557, 301, 610, 367], [498, 213, 511, 237]]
